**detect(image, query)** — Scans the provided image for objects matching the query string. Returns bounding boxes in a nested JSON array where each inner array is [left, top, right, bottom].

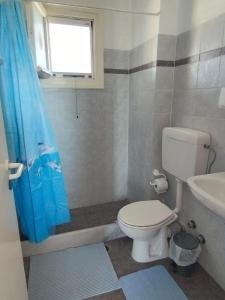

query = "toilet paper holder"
[[151, 169, 167, 180], [150, 169, 168, 194]]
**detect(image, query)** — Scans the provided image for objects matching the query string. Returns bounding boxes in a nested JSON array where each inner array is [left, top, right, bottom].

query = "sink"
[[187, 172, 225, 219]]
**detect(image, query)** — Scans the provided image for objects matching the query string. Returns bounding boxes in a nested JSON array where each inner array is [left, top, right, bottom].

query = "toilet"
[[118, 127, 210, 263]]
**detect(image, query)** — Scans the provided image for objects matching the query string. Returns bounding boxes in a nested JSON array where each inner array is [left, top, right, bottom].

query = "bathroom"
[[1, 0, 225, 299]]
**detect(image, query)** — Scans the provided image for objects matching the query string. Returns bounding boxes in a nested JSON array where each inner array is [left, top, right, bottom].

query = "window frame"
[[33, 3, 104, 89], [47, 16, 93, 77]]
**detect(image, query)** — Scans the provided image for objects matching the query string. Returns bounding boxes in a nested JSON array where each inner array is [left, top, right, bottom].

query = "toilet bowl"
[[118, 200, 177, 263], [118, 127, 210, 263]]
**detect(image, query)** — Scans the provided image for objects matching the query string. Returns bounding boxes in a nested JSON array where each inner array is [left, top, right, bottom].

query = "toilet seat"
[[118, 200, 177, 229]]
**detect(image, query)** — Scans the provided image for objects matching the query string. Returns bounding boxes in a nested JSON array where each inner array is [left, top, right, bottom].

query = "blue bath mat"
[[120, 265, 188, 300], [28, 243, 120, 300]]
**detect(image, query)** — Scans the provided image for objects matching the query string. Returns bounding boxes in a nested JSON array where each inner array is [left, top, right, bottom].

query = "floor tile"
[[105, 237, 225, 300], [56, 199, 129, 234], [23, 237, 225, 300]]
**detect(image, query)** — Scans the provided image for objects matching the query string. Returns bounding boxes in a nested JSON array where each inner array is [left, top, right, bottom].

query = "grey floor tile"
[[105, 237, 225, 300], [56, 200, 129, 233], [21, 200, 129, 241], [56, 199, 129, 234], [23, 237, 225, 300]]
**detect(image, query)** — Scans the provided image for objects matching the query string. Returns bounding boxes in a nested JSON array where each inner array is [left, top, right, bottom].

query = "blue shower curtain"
[[0, 0, 70, 243]]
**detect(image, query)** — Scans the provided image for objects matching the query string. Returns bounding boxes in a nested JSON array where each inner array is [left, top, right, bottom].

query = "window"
[[48, 18, 92, 76], [26, 2, 104, 89]]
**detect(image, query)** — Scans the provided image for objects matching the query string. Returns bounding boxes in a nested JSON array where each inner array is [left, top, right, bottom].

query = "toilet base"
[[131, 227, 168, 263]]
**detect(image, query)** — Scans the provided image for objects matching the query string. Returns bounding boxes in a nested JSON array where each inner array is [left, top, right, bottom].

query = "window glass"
[[48, 19, 92, 75]]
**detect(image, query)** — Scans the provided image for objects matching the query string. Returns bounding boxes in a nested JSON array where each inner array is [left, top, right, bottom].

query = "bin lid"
[[173, 232, 199, 250]]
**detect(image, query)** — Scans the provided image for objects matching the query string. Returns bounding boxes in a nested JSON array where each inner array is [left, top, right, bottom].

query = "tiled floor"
[[24, 237, 225, 300], [56, 199, 130, 234], [21, 199, 129, 241], [100, 237, 225, 300]]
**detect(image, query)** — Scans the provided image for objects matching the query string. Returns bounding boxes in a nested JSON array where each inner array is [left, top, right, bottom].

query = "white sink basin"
[[187, 172, 225, 219]]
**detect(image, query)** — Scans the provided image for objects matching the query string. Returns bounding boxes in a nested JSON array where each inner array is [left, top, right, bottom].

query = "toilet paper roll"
[[153, 178, 168, 194]]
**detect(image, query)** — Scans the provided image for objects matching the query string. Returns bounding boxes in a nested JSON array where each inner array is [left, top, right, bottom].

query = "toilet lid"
[[118, 200, 174, 227]]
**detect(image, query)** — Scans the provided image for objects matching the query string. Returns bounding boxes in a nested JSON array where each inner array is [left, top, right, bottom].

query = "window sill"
[[40, 76, 104, 89]]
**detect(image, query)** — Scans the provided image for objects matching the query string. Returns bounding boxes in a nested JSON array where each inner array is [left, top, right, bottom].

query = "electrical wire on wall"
[[204, 145, 217, 174], [207, 148, 217, 174]]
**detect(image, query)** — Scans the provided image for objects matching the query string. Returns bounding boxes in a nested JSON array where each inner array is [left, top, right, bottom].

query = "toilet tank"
[[162, 127, 210, 182]]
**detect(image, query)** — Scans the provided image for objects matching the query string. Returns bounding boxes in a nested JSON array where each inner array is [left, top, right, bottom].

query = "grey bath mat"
[[28, 243, 120, 300], [120, 265, 188, 300]]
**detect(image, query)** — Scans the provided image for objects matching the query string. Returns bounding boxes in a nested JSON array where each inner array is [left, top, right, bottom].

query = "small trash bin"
[[169, 232, 201, 277]]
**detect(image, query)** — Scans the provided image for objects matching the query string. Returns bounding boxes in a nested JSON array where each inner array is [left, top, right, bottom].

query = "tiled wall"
[[43, 34, 177, 209], [128, 35, 175, 201], [173, 14, 225, 172], [167, 13, 225, 289], [128, 16, 225, 289], [43, 49, 129, 208], [44, 30, 177, 208]]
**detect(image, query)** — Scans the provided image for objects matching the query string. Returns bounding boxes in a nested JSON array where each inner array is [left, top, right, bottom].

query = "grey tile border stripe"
[[221, 46, 225, 55], [129, 61, 157, 74], [157, 60, 175, 67], [175, 47, 224, 66], [104, 68, 129, 74], [199, 48, 222, 61], [104, 60, 174, 75], [175, 54, 200, 66], [104, 46, 225, 74]]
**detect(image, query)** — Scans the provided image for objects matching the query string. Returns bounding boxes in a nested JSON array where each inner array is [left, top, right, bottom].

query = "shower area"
[[42, 79, 130, 235], [21, 0, 165, 253]]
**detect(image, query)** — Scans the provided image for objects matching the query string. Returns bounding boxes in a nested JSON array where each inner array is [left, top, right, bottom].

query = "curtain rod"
[[72, 5, 160, 16], [38, 1, 160, 16]]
